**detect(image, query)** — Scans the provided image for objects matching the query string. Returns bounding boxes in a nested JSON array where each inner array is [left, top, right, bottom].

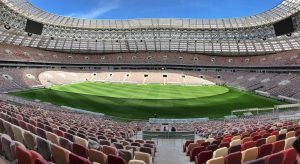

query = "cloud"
[[67, 0, 120, 19]]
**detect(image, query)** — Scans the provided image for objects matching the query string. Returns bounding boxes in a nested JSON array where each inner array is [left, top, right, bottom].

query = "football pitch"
[[9, 82, 284, 120]]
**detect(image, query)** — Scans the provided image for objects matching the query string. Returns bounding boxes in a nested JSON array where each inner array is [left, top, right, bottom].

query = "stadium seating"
[[0, 42, 299, 164], [0, 100, 158, 164]]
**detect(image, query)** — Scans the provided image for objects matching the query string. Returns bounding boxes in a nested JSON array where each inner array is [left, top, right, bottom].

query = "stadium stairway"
[[154, 139, 192, 164], [131, 132, 195, 163]]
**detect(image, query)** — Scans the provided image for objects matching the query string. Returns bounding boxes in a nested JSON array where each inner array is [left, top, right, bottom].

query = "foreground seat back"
[[12, 125, 24, 144], [46, 132, 59, 145], [89, 149, 107, 164], [134, 152, 152, 164], [255, 138, 266, 147], [224, 151, 241, 164], [266, 135, 276, 144], [282, 148, 297, 164], [51, 143, 70, 164], [206, 156, 224, 164], [258, 144, 272, 158], [24, 131, 36, 150], [1, 134, 15, 161], [243, 158, 266, 164], [242, 141, 256, 151], [284, 137, 296, 150], [272, 140, 285, 153], [277, 134, 286, 141], [36, 128, 47, 139], [103, 145, 118, 156], [242, 137, 253, 144], [286, 131, 295, 139], [242, 147, 258, 163], [195, 150, 213, 164], [128, 160, 146, 164], [107, 154, 127, 164], [59, 137, 73, 151], [187, 143, 200, 155], [3, 121, 14, 138], [266, 151, 284, 164], [69, 153, 91, 164], [140, 147, 153, 156], [16, 146, 34, 164], [230, 139, 242, 147], [36, 136, 51, 161], [213, 147, 228, 158], [190, 146, 205, 161], [72, 143, 88, 158], [118, 149, 133, 163], [74, 136, 89, 149], [228, 145, 241, 154]]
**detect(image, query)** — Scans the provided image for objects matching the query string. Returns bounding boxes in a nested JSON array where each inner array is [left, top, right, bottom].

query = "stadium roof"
[[0, 0, 300, 54], [4, 0, 299, 29]]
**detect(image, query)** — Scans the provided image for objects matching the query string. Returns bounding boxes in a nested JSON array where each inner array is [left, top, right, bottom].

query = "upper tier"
[[1, 0, 300, 54]]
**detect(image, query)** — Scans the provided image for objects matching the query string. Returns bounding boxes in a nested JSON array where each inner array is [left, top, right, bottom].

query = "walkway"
[[154, 139, 192, 164]]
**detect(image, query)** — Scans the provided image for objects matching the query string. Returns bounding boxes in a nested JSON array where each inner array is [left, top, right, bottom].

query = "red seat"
[[16, 145, 46, 164], [258, 144, 272, 158], [282, 148, 297, 164], [72, 143, 88, 158], [295, 130, 300, 137], [253, 135, 262, 141], [272, 140, 285, 153], [53, 129, 64, 137], [27, 124, 37, 134], [35, 158, 49, 164], [69, 153, 91, 164], [18, 120, 28, 130], [242, 141, 256, 151], [183, 140, 194, 152], [251, 132, 259, 138], [224, 151, 241, 164], [222, 137, 231, 143], [265, 151, 284, 164], [194, 150, 213, 164], [219, 142, 230, 148], [190, 146, 205, 161], [135, 139, 145, 144], [16, 146, 35, 164], [29, 150, 44, 161], [36, 128, 47, 139], [272, 131, 279, 136], [107, 155, 126, 164]]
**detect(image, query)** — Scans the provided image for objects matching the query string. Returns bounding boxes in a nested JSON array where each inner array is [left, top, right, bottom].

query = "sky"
[[28, 0, 282, 19]]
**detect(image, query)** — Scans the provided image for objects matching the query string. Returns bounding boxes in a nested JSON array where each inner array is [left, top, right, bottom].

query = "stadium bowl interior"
[[0, 0, 300, 163]]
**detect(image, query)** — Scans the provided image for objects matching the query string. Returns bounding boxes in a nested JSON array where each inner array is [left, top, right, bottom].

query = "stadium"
[[0, 0, 300, 163]]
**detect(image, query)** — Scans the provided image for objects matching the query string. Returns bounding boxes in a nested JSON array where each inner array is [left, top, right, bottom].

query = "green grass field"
[[9, 82, 284, 120]]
